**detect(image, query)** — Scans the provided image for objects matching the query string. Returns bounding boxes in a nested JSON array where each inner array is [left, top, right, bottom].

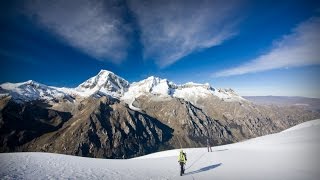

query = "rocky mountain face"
[[0, 96, 72, 152], [18, 96, 173, 158], [1, 70, 319, 158], [132, 94, 319, 148]]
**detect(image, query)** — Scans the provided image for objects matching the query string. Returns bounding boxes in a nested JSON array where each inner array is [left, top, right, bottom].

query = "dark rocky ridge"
[[1, 96, 173, 158], [0, 97, 72, 152], [1, 93, 320, 159], [133, 95, 320, 147]]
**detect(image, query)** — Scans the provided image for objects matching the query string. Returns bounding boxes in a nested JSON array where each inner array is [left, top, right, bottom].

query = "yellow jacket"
[[178, 152, 186, 163]]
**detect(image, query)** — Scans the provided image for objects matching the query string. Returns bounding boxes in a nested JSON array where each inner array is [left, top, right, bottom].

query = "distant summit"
[[76, 70, 129, 98]]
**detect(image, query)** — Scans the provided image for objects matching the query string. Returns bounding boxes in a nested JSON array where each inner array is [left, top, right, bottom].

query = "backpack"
[[183, 152, 187, 161]]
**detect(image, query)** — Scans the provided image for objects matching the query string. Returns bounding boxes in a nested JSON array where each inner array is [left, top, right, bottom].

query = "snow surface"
[[0, 80, 69, 102], [282, 119, 320, 132], [173, 85, 215, 104], [121, 76, 172, 103], [75, 70, 129, 98], [1, 119, 319, 180]]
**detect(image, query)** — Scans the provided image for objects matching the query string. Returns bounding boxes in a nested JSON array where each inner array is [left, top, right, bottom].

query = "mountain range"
[[1, 70, 319, 158], [244, 96, 320, 112]]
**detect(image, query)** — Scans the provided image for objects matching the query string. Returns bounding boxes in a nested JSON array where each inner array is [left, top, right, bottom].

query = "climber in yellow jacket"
[[178, 149, 187, 176]]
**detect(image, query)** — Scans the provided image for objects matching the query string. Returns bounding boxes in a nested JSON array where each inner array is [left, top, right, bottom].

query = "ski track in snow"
[[1, 119, 320, 180]]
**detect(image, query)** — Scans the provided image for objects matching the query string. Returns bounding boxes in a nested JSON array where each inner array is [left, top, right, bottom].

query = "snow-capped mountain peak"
[[0, 70, 244, 103], [121, 76, 244, 105], [0, 80, 68, 102], [121, 76, 174, 102], [0, 80, 42, 91], [75, 69, 129, 98], [178, 82, 213, 90], [134, 76, 172, 94]]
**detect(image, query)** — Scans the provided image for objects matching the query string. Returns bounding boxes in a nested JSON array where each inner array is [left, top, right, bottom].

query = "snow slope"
[[76, 70, 129, 98], [121, 76, 174, 102], [1, 119, 319, 180], [0, 80, 70, 102]]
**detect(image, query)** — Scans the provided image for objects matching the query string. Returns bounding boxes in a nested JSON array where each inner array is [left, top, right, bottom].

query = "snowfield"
[[1, 119, 320, 180]]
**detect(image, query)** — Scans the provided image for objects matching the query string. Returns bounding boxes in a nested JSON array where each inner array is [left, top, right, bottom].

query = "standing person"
[[207, 139, 212, 152], [178, 150, 187, 176]]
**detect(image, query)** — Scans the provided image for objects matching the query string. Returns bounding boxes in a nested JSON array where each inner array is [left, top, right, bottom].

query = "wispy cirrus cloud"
[[214, 16, 320, 77], [129, 0, 243, 68], [24, 0, 130, 63], [23, 0, 243, 67]]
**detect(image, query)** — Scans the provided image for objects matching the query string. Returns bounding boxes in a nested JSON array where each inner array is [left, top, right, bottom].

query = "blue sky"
[[1, 0, 320, 98]]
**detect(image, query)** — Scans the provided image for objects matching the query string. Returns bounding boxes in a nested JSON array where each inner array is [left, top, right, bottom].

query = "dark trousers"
[[179, 162, 185, 174]]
